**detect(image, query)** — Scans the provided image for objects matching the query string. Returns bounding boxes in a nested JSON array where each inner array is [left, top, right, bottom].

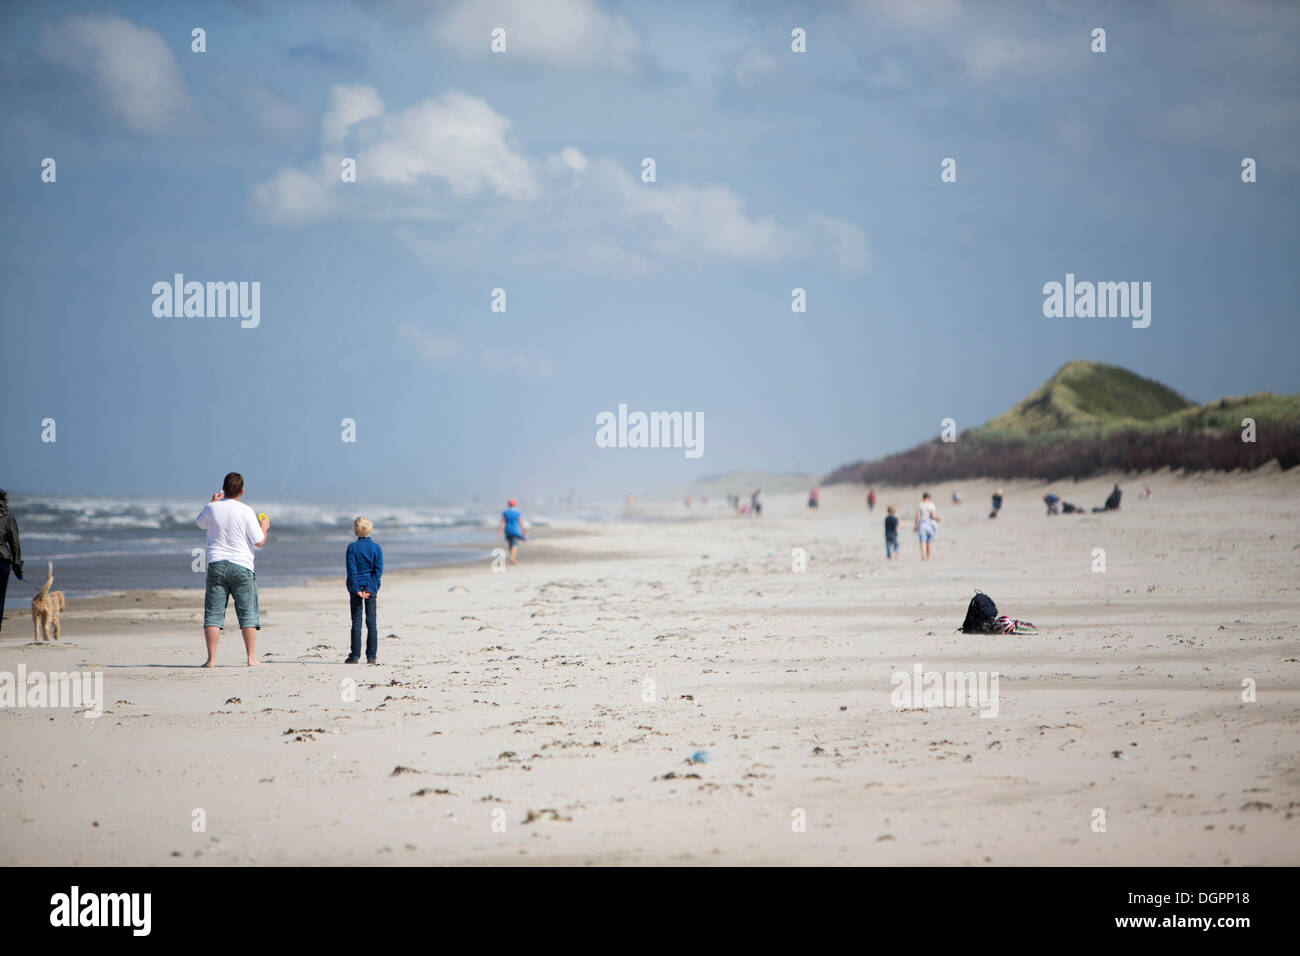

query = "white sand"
[[1, 470, 1298, 865]]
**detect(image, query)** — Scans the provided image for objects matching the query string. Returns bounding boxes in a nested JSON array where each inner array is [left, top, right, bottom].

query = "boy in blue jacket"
[[345, 516, 383, 664]]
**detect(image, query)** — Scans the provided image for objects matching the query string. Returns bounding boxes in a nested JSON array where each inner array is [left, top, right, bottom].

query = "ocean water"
[[2, 494, 625, 608]]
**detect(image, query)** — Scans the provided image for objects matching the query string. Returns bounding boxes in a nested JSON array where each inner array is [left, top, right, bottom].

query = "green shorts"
[[203, 560, 260, 629]]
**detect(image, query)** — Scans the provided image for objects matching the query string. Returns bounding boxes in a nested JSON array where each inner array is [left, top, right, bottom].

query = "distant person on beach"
[[345, 516, 383, 664], [867, 489, 876, 512], [499, 498, 527, 564], [1140, 485, 1152, 501], [625, 493, 635, 516], [989, 488, 1004, 519], [952, 491, 963, 505], [915, 492, 939, 560], [808, 487, 819, 510], [884, 505, 900, 560], [196, 472, 268, 667], [0, 489, 23, 632], [1044, 493, 1061, 516], [751, 489, 762, 517], [1097, 484, 1122, 513]]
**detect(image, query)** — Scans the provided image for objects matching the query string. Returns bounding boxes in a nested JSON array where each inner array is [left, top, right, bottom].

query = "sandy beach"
[[1, 470, 1297, 866]]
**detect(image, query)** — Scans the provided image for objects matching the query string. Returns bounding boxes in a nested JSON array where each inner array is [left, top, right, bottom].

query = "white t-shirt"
[[196, 499, 264, 571], [916, 500, 936, 521]]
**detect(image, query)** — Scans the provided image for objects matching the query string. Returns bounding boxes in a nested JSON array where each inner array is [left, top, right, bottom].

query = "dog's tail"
[[36, 561, 52, 600]]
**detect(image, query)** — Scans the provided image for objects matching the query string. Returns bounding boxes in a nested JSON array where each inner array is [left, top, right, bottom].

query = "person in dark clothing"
[[989, 488, 1004, 519], [345, 516, 384, 664], [884, 506, 900, 560], [1104, 484, 1122, 511], [1044, 493, 1061, 516], [0, 490, 23, 632], [1092, 485, 1123, 513]]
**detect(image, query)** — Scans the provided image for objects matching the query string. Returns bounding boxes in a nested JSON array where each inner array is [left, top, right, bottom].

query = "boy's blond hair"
[[353, 516, 373, 538], [887, 505, 896, 515]]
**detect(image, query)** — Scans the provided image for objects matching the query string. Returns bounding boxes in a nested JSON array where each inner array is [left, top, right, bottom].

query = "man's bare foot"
[[246, 658, 261, 667], [201, 659, 215, 668]]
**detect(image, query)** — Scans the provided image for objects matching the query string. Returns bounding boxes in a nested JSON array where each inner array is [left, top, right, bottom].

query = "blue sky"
[[2, 0, 1298, 505]]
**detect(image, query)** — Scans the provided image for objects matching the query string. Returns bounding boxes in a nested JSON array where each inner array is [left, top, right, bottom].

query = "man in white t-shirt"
[[195, 472, 269, 667]]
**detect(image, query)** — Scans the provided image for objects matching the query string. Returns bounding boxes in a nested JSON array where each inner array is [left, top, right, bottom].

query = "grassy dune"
[[825, 361, 1300, 484]]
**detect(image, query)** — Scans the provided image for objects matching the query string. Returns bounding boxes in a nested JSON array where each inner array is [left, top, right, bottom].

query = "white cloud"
[[641, 182, 801, 262], [251, 159, 346, 223], [433, 0, 642, 72], [398, 324, 551, 377], [549, 146, 589, 174], [254, 92, 869, 275], [251, 88, 537, 222], [39, 14, 198, 134], [808, 215, 873, 275], [322, 84, 385, 145], [574, 155, 868, 272], [398, 324, 458, 359], [362, 92, 539, 199]]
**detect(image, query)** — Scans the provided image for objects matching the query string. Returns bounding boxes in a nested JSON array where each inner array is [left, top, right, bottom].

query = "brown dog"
[[31, 561, 65, 642]]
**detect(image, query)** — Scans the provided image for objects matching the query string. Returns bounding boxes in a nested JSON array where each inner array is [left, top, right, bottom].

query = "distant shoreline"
[[0, 524, 605, 612]]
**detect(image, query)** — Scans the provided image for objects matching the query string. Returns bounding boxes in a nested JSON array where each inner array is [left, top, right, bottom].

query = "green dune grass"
[[824, 361, 1300, 483], [978, 361, 1191, 437], [973, 361, 1297, 443]]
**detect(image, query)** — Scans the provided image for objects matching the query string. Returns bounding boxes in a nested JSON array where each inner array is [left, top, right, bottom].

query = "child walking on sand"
[[345, 516, 383, 664], [884, 505, 900, 560]]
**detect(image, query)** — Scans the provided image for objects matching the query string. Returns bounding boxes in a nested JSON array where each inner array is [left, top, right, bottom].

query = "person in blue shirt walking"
[[345, 516, 383, 664], [497, 498, 527, 565]]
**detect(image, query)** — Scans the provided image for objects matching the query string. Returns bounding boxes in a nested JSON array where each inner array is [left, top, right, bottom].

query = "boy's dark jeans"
[[349, 591, 378, 660]]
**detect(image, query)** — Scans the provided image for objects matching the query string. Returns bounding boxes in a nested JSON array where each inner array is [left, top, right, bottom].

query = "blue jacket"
[[346, 537, 383, 594]]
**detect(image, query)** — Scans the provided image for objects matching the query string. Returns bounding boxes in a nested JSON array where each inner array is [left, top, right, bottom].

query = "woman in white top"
[[914, 492, 939, 560]]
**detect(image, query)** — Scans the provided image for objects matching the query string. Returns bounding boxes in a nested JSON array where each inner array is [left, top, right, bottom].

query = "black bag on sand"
[[960, 590, 999, 634]]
